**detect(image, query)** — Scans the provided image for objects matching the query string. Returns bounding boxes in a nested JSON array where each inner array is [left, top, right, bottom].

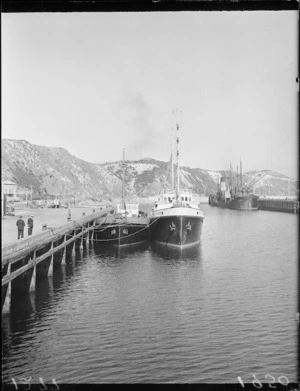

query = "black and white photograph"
[[1, 3, 298, 386]]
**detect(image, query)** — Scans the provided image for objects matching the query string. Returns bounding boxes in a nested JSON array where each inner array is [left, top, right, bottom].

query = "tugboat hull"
[[94, 216, 149, 247], [150, 207, 204, 248]]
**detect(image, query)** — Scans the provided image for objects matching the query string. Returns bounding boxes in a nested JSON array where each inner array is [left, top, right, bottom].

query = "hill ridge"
[[1, 138, 297, 201]]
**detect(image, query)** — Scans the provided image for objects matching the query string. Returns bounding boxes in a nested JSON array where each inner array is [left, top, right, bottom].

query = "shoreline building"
[[2, 181, 17, 217]]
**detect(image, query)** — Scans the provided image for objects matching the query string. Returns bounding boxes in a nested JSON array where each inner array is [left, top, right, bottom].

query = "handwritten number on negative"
[[11, 378, 59, 391], [12, 378, 18, 390], [20, 377, 32, 390], [50, 379, 59, 391], [238, 375, 290, 388], [237, 376, 245, 387], [252, 374, 263, 389], [278, 376, 289, 386], [39, 378, 47, 391], [265, 374, 276, 388]]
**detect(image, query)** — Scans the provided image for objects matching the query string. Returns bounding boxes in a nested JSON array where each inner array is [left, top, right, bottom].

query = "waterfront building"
[[2, 181, 17, 217]]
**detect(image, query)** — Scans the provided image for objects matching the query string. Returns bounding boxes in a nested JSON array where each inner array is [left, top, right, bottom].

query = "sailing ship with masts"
[[149, 114, 205, 248], [208, 160, 265, 211], [94, 149, 149, 246]]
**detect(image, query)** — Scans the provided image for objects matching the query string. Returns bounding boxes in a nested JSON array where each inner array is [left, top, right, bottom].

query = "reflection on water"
[[1, 207, 298, 383], [93, 241, 150, 259], [150, 241, 202, 261]]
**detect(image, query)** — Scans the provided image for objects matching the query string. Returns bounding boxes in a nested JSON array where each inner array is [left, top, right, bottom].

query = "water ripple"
[[2, 207, 298, 383]]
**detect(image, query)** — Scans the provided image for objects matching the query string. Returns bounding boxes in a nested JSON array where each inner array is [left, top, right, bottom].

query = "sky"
[[2, 11, 298, 179]]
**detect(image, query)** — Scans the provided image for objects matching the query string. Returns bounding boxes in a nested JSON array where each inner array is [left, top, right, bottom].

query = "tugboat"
[[208, 161, 263, 211], [94, 150, 149, 246], [149, 116, 204, 249]]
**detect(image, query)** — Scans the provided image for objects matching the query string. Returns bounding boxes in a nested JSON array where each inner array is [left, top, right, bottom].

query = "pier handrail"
[[1, 208, 113, 265]]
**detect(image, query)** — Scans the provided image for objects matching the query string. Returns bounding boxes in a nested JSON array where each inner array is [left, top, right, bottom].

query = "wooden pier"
[[2, 208, 113, 314], [257, 198, 299, 213]]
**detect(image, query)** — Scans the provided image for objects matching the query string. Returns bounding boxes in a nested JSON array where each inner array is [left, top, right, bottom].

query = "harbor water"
[[2, 204, 298, 384]]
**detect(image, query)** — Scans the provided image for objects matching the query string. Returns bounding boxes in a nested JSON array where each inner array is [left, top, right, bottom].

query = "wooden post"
[[70, 232, 76, 263], [86, 225, 90, 249], [48, 242, 54, 277], [61, 235, 66, 265], [29, 265, 37, 291], [29, 251, 37, 291], [71, 232, 75, 257], [88, 222, 92, 241], [80, 228, 84, 250], [3, 262, 11, 314], [88, 223, 94, 250]]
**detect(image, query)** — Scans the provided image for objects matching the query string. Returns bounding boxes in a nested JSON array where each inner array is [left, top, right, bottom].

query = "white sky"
[[2, 11, 298, 179]]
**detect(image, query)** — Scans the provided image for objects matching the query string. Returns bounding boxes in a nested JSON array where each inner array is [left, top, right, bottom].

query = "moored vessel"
[[209, 193, 259, 210], [150, 190, 205, 248], [149, 115, 204, 248], [94, 150, 149, 246], [94, 206, 149, 246], [209, 161, 262, 211]]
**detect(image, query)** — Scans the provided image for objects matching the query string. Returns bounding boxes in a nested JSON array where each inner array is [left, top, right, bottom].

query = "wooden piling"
[[61, 236, 66, 266], [48, 242, 54, 277], [2, 263, 11, 314], [258, 198, 299, 213], [62, 249, 67, 264], [80, 228, 84, 250], [85, 226, 89, 249], [29, 264, 36, 292]]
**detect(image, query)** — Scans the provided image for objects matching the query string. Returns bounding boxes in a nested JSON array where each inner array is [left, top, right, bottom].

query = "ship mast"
[[171, 131, 174, 191], [122, 148, 125, 209], [172, 108, 182, 202], [240, 158, 243, 189], [175, 122, 180, 201]]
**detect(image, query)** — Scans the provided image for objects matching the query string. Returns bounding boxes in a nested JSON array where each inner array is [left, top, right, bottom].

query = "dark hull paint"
[[93, 241, 149, 257], [210, 195, 258, 211], [149, 215, 203, 248], [151, 241, 202, 259], [94, 223, 149, 247]]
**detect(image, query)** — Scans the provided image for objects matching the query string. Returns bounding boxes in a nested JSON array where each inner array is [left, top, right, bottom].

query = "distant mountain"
[[1, 139, 121, 202], [1, 139, 297, 202]]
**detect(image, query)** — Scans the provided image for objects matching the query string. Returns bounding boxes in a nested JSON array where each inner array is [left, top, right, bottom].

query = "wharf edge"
[[2, 208, 114, 314]]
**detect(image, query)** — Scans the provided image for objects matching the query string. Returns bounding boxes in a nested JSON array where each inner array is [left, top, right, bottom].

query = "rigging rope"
[[88, 214, 162, 242], [46, 210, 162, 243]]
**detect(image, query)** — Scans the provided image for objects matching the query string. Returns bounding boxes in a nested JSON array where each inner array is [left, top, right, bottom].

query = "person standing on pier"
[[16, 215, 25, 239], [67, 204, 71, 221], [27, 215, 34, 236]]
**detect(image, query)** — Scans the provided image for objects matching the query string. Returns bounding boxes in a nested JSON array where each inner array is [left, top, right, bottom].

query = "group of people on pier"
[[16, 215, 34, 239]]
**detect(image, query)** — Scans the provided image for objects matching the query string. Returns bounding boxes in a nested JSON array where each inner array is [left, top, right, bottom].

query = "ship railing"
[[172, 202, 202, 209]]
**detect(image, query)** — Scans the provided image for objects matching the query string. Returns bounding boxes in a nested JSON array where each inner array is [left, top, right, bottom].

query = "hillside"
[[1, 139, 121, 202], [1, 139, 297, 202]]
